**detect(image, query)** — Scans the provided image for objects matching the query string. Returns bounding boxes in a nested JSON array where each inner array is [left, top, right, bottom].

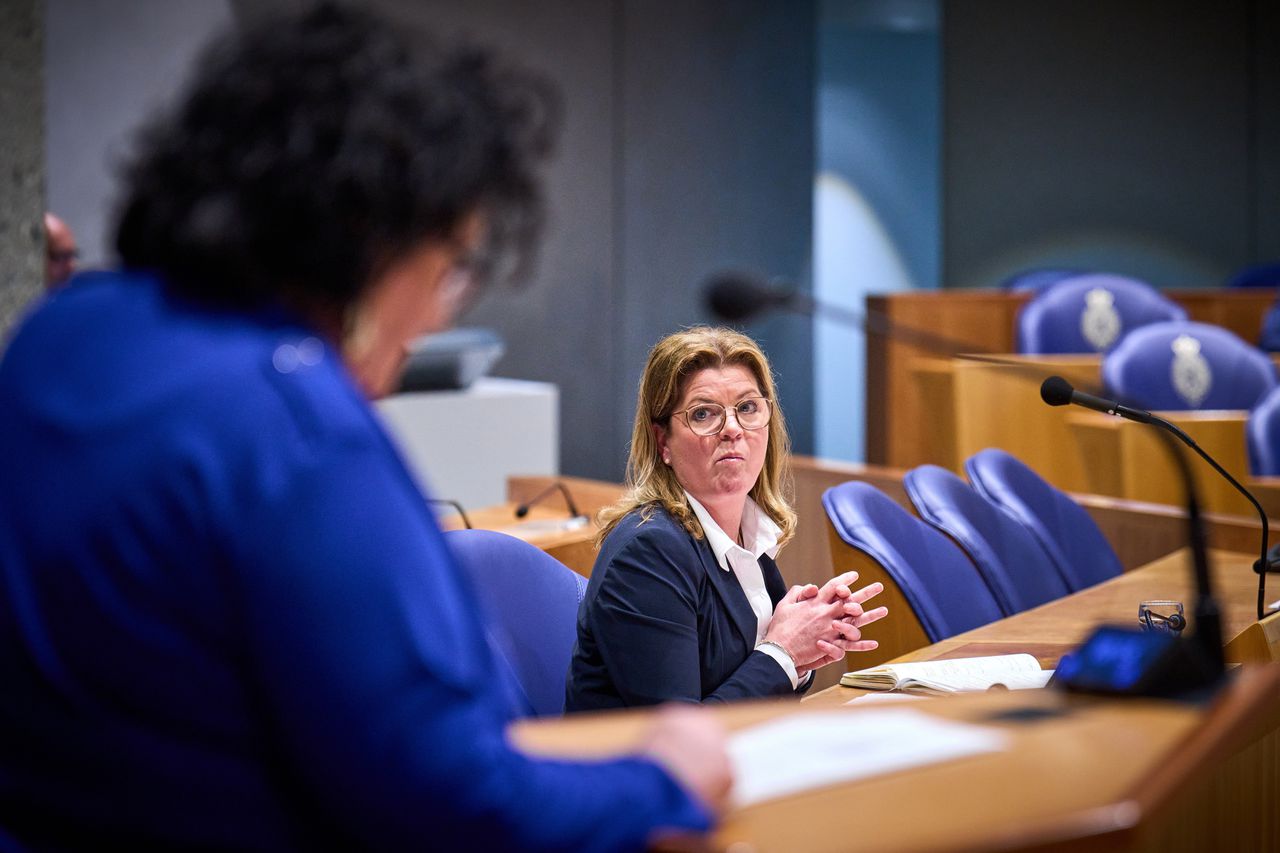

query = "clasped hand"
[[763, 571, 888, 675]]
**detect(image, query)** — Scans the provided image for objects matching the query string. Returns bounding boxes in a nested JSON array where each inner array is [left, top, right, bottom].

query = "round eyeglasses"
[[674, 397, 772, 436]]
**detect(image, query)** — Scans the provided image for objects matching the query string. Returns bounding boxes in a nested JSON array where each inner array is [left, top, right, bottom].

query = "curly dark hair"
[[115, 3, 558, 316]]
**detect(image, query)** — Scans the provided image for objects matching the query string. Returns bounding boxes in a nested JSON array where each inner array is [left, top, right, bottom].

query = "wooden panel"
[[896, 350, 1268, 517], [866, 290, 1026, 468], [1067, 410, 1255, 517], [1224, 607, 1280, 663], [948, 355, 1101, 489], [866, 289, 1276, 470], [1078, 493, 1266, 571]]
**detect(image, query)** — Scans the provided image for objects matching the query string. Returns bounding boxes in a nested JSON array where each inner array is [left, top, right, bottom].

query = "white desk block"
[[376, 377, 558, 510]]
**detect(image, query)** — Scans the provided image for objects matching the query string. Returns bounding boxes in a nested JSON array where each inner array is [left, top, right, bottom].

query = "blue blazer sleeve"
[[567, 509, 794, 709]]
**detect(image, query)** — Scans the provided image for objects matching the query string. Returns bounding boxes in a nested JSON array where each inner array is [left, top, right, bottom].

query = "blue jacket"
[[0, 270, 707, 851], [566, 505, 798, 711]]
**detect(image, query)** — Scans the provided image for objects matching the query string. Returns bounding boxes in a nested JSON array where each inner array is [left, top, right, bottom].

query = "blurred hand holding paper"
[[728, 709, 1007, 808]]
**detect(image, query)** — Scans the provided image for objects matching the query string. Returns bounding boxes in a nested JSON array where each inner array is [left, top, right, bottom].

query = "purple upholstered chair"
[[822, 481, 1003, 643], [445, 529, 587, 717], [965, 449, 1122, 592], [904, 465, 1069, 616], [1102, 320, 1277, 411], [1016, 273, 1187, 354]]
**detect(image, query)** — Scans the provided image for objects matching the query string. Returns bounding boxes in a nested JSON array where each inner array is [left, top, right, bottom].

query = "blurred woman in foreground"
[[0, 7, 727, 849]]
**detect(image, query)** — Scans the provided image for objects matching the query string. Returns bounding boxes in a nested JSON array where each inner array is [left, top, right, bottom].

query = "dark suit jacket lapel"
[[761, 554, 786, 608], [692, 533, 759, 651]]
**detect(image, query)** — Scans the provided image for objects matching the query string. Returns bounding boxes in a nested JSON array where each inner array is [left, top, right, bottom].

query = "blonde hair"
[[596, 326, 796, 548]]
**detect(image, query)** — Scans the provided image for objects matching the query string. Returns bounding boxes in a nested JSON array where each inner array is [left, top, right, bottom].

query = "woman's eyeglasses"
[[674, 397, 771, 436]]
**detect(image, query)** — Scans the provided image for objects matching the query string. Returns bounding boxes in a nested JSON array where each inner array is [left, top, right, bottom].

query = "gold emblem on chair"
[[1080, 288, 1121, 351], [1170, 334, 1211, 407]]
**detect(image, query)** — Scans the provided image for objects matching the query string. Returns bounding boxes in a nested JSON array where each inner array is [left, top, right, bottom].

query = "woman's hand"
[[764, 571, 888, 675]]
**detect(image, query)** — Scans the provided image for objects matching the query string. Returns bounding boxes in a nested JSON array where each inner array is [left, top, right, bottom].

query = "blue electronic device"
[[1055, 625, 1219, 697]]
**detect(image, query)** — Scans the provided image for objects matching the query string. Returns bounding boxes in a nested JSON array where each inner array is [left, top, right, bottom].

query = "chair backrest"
[[445, 529, 587, 717], [999, 267, 1087, 292], [964, 448, 1122, 591], [1016, 273, 1187, 354], [903, 465, 1069, 616], [1102, 320, 1278, 411], [1260, 296, 1280, 352], [1247, 385, 1280, 476], [822, 481, 1003, 643], [1225, 262, 1280, 289]]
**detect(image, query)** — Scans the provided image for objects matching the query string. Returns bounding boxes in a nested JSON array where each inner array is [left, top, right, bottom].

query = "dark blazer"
[[565, 504, 803, 711]]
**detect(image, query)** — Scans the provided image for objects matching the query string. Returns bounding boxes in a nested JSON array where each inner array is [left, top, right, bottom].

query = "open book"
[[841, 654, 1054, 696]]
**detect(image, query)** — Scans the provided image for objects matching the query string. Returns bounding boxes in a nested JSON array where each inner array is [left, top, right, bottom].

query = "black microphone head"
[[703, 271, 788, 322], [1040, 375, 1074, 407], [514, 504, 530, 519]]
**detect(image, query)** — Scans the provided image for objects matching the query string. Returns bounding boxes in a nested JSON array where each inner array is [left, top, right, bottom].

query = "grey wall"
[[943, 0, 1280, 289], [614, 2, 816, 474], [44, 0, 234, 269], [0, 0, 45, 337], [371, 0, 817, 480]]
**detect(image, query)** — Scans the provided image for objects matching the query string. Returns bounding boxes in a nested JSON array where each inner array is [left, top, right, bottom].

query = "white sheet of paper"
[[728, 709, 1007, 808]]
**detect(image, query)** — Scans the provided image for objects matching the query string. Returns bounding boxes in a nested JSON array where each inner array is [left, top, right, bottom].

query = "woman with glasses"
[[566, 327, 887, 710]]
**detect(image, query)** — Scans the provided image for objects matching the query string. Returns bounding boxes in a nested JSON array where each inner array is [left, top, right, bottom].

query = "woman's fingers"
[[852, 605, 889, 628], [784, 583, 819, 604], [840, 600, 865, 620], [817, 571, 860, 602], [832, 619, 862, 643], [829, 570, 860, 588], [847, 581, 885, 604], [813, 640, 844, 662]]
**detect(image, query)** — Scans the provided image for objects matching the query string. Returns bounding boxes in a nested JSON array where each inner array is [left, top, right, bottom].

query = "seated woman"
[[566, 327, 887, 710]]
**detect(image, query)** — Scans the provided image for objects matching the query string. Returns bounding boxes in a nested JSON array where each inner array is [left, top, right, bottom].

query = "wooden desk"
[[845, 548, 1274, 670], [866, 289, 1275, 470], [434, 474, 624, 577], [515, 547, 1280, 851]]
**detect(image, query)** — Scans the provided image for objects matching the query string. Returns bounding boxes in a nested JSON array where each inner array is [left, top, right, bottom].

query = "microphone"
[[1045, 377, 1225, 695], [704, 272, 795, 322], [514, 481, 584, 521], [1041, 375, 1274, 621], [426, 498, 473, 530], [703, 270, 999, 359], [1039, 375, 1154, 424]]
